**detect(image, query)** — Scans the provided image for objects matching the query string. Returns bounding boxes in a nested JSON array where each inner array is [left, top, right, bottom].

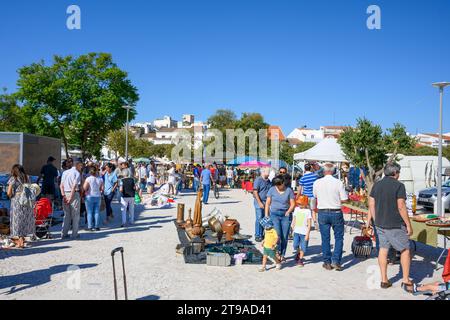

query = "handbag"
[[351, 227, 373, 259], [100, 197, 106, 212], [134, 193, 141, 204]]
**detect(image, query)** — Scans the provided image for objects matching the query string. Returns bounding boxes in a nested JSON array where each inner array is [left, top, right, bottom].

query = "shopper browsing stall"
[[313, 163, 348, 271], [265, 175, 296, 262]]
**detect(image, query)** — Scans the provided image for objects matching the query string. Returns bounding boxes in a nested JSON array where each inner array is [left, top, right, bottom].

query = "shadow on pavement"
[[136, 294, 161, 300], [0, 263, 97, 295]]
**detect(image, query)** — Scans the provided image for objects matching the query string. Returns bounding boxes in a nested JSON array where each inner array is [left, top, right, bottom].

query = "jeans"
[[202, 184, 210, 203], [193, 177, 200, 191], [85, 196, 101, 229], [270, 210, 291, 257], [293, 233, 309, 254], [254, 205, 265, 239], [318, 211, 345, 265], [227, 178, 233, 188], [104, 192, 115, 218], [120, 197, 135, 225]]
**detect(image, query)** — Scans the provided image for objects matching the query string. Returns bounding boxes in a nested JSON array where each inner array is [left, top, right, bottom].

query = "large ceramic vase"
[[222, 219, 240, 241], [177, 203, 185, 225]]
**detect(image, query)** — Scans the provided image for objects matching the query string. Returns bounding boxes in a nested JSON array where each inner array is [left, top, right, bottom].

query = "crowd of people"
[[3, 156, 448, 296], [253, 161, 447, 295]]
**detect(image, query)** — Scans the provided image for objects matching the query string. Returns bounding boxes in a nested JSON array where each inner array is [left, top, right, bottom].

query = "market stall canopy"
[[227, 156, 258, 166], [238, 160, 271, 169], [293, 138, 347, 163]]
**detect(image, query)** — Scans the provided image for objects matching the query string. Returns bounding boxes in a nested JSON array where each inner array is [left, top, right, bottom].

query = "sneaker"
[[95, 228, 100, 231], [90, 228, 96, 232], [255, 237, 262, 243], [322, 263, 333, 271], [297, 259, 305, 267], [331, 263, 343, 271]]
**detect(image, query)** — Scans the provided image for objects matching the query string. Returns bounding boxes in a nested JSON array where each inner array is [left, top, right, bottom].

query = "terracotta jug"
[[222, 219, 240, 241]]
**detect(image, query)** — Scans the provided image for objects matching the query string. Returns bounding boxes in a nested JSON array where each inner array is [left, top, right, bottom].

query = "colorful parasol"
[[238, 160, 271, 169]]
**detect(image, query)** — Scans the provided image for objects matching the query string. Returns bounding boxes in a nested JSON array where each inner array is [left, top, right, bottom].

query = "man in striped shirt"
[[297, 164, 319, 228]]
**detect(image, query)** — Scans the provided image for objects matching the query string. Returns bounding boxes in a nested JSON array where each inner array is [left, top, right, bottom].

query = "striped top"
[[299, 172, 318, 198]]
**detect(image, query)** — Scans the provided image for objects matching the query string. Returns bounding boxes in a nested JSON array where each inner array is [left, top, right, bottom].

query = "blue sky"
[[1, 0, 449, 135]]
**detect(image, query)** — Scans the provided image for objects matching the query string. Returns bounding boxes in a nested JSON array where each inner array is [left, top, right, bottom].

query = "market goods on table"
[[412, 214, 439, 223], [425, 219, 450, 227]]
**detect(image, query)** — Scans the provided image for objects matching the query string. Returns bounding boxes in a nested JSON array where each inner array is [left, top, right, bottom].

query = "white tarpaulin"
[[293, 138, 347, 163]]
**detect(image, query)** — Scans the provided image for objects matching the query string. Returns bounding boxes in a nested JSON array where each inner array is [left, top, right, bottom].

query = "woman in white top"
[[83, 167, 104, 231], [167, 164, 176, 195]]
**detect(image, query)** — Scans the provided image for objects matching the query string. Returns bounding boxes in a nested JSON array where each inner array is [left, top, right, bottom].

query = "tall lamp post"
[[432, 82, 450, 217], [122, 105, 134, 161]]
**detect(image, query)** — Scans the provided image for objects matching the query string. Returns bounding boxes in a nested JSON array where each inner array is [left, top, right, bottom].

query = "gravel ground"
[[0, 189, 446, 300]]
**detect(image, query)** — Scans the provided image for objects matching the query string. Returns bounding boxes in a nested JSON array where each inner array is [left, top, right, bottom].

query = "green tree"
[[148, 144, 175, 159], [207, 109, 238, 130], [444, 146, 450, 160], [131, 139, 154, 158], [405, 145, 438, 156], [0, 89, 26, 132], [16, 53, 139, 159], [279, 141, 316, 165], [106, 129, 135, 159], [236, 112, 269, 132], [339, 118, 415, 193]]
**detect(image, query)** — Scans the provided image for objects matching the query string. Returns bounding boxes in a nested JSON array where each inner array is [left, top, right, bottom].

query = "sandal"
[[401, 282, 417, 294], [380, 281, 392, 289]]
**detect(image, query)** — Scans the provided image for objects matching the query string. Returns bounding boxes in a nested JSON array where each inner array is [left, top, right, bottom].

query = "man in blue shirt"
[[200, 165, 213, 204], [298, 163, 319, 227], [193, 164, 201, 192], [103, 163, 118, 222], [252, 168, 272, 242]]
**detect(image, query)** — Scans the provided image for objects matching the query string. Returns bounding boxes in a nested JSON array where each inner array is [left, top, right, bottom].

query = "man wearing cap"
[[60, 159, 83, 239], [37, 156, 59, 200], [313, 162, 348, 271], [253, 167, 272, 242]]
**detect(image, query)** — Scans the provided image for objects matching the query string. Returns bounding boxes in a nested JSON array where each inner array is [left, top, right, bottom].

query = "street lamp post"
[[432, 82, 450, 217], [122, 105, 134, 161]]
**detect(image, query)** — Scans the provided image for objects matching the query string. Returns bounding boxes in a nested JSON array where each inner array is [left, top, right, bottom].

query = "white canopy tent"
[[293, 138, 347, 163]]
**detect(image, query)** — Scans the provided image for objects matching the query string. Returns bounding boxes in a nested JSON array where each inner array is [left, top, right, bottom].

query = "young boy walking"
[[259, 217, 282, 272], [291, 197, 312, 267]]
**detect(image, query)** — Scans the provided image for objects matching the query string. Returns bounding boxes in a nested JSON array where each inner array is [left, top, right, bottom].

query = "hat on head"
[[260, 216, 274, 230], [47, 156, 56, 162]]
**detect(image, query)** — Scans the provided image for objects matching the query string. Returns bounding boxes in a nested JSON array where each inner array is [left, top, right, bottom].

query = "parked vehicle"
[[418, 180, 450, 212]]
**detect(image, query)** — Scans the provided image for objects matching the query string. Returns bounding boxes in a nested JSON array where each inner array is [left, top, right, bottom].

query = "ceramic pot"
[[222, 219, 240, 241], [177, 203, 185, 224]]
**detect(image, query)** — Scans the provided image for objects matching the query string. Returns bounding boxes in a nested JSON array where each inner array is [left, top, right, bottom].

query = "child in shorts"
[[291, 197, 312, 267], [259, 218, 281, 272]]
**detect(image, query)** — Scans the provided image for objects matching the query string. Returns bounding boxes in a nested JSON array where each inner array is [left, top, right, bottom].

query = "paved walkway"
[[0, 189, 445, 300]]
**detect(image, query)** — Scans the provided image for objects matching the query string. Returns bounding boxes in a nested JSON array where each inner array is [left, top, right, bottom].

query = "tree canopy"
[[15, 53, 139, 159], [339, 118, 416, 192]]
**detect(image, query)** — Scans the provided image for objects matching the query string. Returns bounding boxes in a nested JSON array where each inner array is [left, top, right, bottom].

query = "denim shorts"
[[293, 233, 309, 253], [376, 225, 410, 252]]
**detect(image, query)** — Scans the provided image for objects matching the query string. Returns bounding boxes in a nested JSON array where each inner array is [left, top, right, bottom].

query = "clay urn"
[[222, 219, 240, 241]]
